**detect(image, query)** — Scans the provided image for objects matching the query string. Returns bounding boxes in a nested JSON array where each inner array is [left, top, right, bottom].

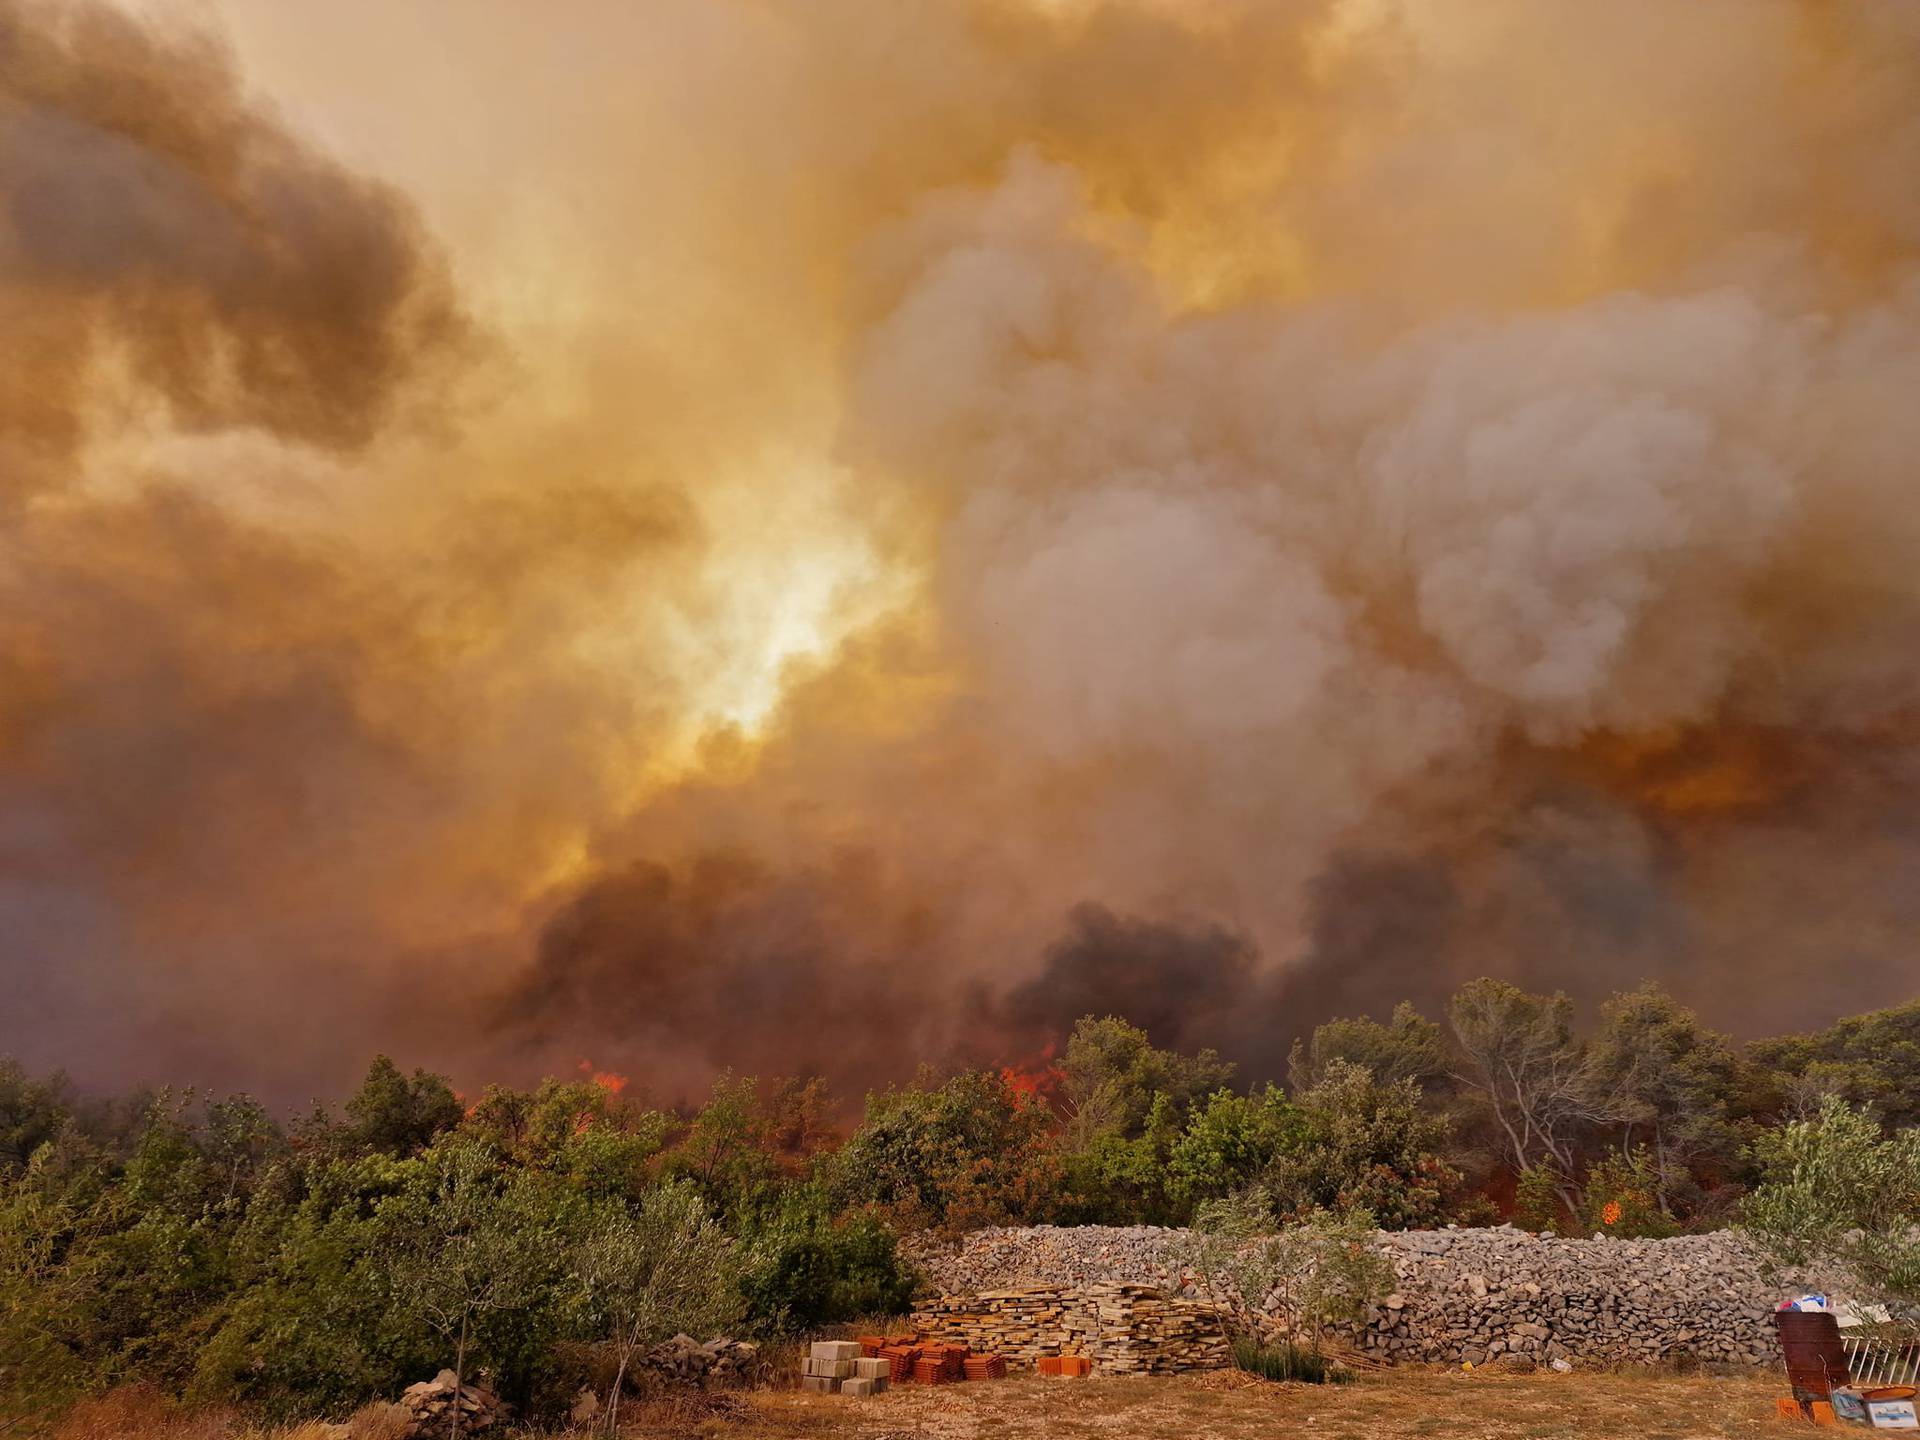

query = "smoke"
[[495, 853, 943, 1100], [0, 0, 459, 499], [5, 0, 1920, 1102], [1001, 904, 1261, 1060]]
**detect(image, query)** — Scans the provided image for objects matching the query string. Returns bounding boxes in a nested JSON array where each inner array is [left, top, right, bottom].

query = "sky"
[[3, 0, 1919, 1106]]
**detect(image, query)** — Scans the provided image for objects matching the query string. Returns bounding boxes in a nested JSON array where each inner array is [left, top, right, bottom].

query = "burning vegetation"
[[3, 990, 1918, 1426]]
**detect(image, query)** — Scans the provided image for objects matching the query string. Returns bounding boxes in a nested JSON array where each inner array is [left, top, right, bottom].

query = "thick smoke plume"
[[5, 0, 1920, 1103]]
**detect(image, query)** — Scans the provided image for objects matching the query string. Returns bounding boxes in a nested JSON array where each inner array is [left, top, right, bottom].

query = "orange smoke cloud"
[[4, 0, 1920, 1103]]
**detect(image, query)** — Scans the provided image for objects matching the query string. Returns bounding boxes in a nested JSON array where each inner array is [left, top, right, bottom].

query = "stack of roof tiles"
[[963, 1353, 1009, 1381], [809, 1334, 1013, 1393]]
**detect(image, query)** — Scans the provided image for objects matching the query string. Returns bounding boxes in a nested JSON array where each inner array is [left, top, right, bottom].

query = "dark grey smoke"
[[998, 903, 1261, 1060], [495, 855, 947, 1100]]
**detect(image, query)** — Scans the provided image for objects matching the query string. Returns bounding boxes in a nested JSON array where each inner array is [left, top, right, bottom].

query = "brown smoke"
[[5, 0, 1920, 1102]]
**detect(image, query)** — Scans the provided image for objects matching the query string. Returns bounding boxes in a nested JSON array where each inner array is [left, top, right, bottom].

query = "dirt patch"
[[720, 1369, 1784, 1440], [25, 1371, 1787, 1440]]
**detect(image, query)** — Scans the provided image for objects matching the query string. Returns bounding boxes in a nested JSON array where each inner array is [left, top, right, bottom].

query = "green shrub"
[[1230, 1336, 1351, 1384], [1579, 1150, 1680, 1238], [1511, 1164, 1564, 1232], [738, 1186, 919, 1333], [1742, 1097, 1920, 1312]]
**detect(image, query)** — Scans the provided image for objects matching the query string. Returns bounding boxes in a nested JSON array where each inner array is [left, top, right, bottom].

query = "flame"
[[1001, 1040, 1064, 1106], [591, 1070, 629, 1095]]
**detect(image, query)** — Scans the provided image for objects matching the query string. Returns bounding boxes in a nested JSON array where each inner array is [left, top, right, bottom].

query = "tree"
[[384, 1141, 575, 1438], [1167, 1087, 1298, 1209], [1057, 1091, 1185, 1225], [1742, 1097, 1920, 1315], [1578, 1148, 1679, 1239], [572, 1183, 739, 1434], [830, 1070, 1060, 1230], [1748, 1000, 1920, 1130], [0, 1060, 71, 1178], [1180, 1188, 1392, 1350], [1288, 1003, 1452, 1095], [664, 1073, 780, 1218], [737, 1183, 917, 1333], [1058, 1016, 1234, 1146], [345, 1058, 463, 1157], [1585, 985, 1740, 1213], [0, 1147, 107, 1409], [1447, 980, 1606, 1209], [1269, 1061, 1466, 1229]]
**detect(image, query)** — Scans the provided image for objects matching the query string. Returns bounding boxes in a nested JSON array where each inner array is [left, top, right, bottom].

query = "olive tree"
[[385, 1142, 574, 1438], [1742, 1097, 1920, 1316], [571, 1182, 741, 1434], [1180, 1187, 1391, 1350]]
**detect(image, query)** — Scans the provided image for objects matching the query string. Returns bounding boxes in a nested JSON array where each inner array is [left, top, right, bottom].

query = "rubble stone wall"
[[910, 1281, 1229, 1373], [913, 1224, 1831, 1370]]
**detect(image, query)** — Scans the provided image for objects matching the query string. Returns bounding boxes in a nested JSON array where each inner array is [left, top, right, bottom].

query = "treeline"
[[836, 981, 1918, 1238], [1, 981, 1914, 1422]]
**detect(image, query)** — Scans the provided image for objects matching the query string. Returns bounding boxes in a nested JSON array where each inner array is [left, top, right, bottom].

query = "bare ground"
[[634, 1369, 1790, 1440], [27, 1370, 1797, 1440]]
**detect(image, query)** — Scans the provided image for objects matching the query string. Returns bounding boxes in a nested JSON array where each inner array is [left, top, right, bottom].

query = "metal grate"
[[1840, 1327, 1920, 1389]]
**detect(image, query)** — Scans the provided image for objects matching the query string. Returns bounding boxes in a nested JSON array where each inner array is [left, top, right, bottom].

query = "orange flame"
[[1001, 1040, 1063, 1106]]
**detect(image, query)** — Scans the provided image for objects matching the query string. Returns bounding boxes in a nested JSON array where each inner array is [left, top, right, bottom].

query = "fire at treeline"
[[3, 984, 1915, 1421]]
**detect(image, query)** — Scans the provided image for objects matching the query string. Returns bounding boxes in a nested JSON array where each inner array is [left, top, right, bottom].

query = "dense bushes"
[[0, 1067, 913, 1423], [4, 984, 1917, 1421]]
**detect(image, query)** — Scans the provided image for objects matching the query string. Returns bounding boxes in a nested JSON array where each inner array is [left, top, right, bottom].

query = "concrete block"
[[842, 1377, 876, 1397], [800, 1375, 839, 1394], [811, 1340, 862, 1362], [853, 1358, 891, 1379], [803, 1358, 855, 1378]]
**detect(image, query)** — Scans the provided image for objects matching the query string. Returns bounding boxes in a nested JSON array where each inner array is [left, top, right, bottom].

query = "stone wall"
[[910, 1281, 1229, 1373], [912, 1224, 1834, 1370]]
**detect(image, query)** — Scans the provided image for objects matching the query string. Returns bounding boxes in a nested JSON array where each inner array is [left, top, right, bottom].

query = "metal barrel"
[[1775, 1311, 1851, 1401]]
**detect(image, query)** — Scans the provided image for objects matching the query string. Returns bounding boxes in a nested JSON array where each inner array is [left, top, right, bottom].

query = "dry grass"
[[21, 1370, 1796, 1440], [19, 1388, 409, 1440], [709, 1368, 1790, 1440]]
